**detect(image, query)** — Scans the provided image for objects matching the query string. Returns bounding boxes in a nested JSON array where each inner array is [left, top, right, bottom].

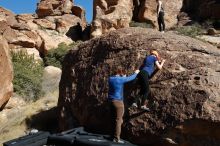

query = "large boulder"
[[32, 14, 83, 53], [33, 18, 56, 30], [5, 30, 39, 48], [35, 29, 72, 54], [16, 14, 39, 30], [0, 7, 17, 26], [58, 27, 220, 146], [0, 8, 43, 56], [42, 66, 62, 98], [53, 14, 83, 33], [91, 0, 133, 38], [0, 36, 13, 110], [36, 0, 74, 18], [0, 7, 17, 35], [72, 5, 87, 27]]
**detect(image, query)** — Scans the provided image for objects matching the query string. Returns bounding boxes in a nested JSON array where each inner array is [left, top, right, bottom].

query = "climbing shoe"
[[113, 138, 124, 144], [131, 103, 138, 108], [140, 105, 150, 111]]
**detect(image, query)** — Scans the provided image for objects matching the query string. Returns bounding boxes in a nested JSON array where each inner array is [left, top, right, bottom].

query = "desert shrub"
[[130, 21, 154, 28], [175, 23, 204, 38], [12, 51, 44, 101], [200, 19, 220, 30], [201, 19, 214, 29], [44, 41, 81, 68]]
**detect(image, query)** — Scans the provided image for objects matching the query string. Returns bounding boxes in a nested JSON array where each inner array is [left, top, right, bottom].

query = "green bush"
[[44, 42, 81, 68], [130, 21, 154, 28], [175, 24, 204, 38], [12, 51, 44, 101]]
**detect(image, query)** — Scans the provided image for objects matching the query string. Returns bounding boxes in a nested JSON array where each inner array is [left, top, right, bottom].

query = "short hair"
[[112, 66, 125, 76]]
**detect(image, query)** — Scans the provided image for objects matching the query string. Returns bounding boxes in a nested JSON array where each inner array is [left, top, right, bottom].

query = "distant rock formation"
[[133, 0, 183, 28], [182, 0, 220, 20], [0, 36, 13, 110], [91, 0, 183, 37], [0, 2, 86, 56], [91, 0, 220, 37], [91, 0, 133, 38], [58, 27, 220, 146], [36, 0, 86, 27], [36, 0, 74, 18], [0, 1, 86, 109], [72, 5, 87, 27]]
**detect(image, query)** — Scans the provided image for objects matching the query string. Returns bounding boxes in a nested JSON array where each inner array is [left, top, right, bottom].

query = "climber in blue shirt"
[[108, 73, 138, 101], [132, 50, 166, 111], [108, 67, 139, 143]]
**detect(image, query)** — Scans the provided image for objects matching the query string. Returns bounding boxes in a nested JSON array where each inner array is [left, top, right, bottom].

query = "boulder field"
[[58, 27, 220, 146]]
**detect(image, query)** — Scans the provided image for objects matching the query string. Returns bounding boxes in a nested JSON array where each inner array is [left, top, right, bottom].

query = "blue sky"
[[0, 0, 93, 22]]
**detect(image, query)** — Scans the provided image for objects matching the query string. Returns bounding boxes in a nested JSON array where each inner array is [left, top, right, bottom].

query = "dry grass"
[[0, 95, 58, 145]]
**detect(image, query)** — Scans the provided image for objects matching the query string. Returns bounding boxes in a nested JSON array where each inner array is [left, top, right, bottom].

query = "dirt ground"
[[0, 95, 58, 145]]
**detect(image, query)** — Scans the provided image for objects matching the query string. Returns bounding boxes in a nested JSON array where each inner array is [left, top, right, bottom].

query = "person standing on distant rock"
[[156, 0, 165, 33], [132, 50, 165, 111], [108, 67, 139, 143]]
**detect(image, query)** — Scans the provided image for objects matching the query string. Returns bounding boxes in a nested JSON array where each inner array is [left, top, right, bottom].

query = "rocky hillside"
[[0, 0, 220, 145], [0, 0, 86, 58], [91, 0, 182, 37], [0, 0, 86, 108], [91, 0, 133, 37], [91, 0, 220, 37], [58, 27, 220, 146]]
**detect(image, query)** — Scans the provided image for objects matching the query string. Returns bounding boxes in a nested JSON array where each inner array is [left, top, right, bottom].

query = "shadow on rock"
[[66, 23, 91, 41]]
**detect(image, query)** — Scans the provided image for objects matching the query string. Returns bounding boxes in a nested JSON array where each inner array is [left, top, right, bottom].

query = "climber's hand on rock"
[[135, 70, 140, 74]]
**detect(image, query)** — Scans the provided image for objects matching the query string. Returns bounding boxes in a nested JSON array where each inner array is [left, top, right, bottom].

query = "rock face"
[[182, 0, 220, 20], [0, 36, 13, 110], [91, 0, 220, 37], [91, 0, 133, 38], [58, 27, 220, 146], [72, 5, 87, 27], [42, 66, 62, 98], [0, 3, 86, 56], [133, 0, 183, 28], [91, 0, 183, 37], [36, 0, 74, 18]]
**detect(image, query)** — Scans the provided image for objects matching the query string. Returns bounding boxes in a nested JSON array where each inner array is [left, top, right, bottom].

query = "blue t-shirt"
[[142, 55, 157, 76], [108, 73, 137, 101]]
